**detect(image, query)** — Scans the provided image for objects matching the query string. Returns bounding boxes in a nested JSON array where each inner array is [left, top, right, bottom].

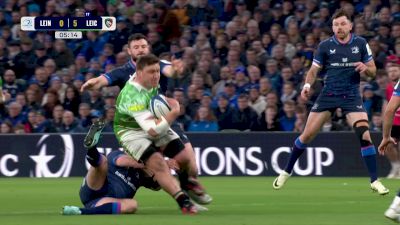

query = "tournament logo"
[[29, 134, 74, 177], [105, 18, 113, 28]]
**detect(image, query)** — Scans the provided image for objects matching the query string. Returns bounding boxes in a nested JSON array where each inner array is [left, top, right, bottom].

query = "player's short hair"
[[136, 54, 159, 71], [332, 9, 351, 21], [127, 33, 148, 46]]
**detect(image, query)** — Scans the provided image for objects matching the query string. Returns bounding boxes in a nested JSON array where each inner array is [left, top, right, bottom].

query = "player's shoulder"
[[318, 37, 334, 48], [352, 34, 368, 44], [107, 62, 135, 76]]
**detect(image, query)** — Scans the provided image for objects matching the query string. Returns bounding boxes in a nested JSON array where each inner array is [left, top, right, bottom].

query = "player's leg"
[[63, 198, 137, 215], [385, 142, 400, 178], [385, 191, 400, 222], [386, 126, 400, 178], [273, 111, 330, 190], [346, 112, 389, 194], [120, 130, 197, 214], [170, 123, 212, 204]]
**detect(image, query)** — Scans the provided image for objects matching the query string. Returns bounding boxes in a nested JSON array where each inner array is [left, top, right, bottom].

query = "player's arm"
[[135, 108, 180, 137], [355, 42, 376, 79], [160, 59, 184, 78], [301, 63, 321, 100], [80, 75, 109, 92], [379, 95, 400, 154], [114, 153, 145, 169]]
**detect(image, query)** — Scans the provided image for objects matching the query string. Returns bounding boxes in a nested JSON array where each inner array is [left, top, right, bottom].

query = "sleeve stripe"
[[102, 73, 112, 85], [393, 91, 400, 97], [312, 61, 321, 68], [363, 56, 373, 63]]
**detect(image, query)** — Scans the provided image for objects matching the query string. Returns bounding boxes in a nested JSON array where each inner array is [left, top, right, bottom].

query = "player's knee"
[[353, 120, 372, 147], [147, 152, 169, 173]]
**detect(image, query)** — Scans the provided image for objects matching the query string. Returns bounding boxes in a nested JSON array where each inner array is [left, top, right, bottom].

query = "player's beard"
[[336, 30, 349, 41]]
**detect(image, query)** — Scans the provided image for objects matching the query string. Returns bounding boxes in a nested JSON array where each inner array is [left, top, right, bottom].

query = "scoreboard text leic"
[[21, 16, 116, 31]]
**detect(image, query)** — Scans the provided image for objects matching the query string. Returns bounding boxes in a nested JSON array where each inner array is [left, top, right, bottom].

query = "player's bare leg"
[[174, 143, 212, 204], [385, 142, 400, 178], [273, 111, 331, 189]]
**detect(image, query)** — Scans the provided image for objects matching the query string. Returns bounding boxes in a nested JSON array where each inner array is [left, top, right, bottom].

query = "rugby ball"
[[149, 94, 171, 119]]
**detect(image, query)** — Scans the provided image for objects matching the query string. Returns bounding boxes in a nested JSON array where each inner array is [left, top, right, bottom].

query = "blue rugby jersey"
[[313, 34, 373, 96], [102, 59, 171, 93], [105, 151, 142, 199]]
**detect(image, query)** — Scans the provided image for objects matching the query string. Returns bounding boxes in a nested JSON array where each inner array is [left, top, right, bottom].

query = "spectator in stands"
[[34, 42, 49, 67], [188, 106, 218, 132], [6, 101, 26, 126], [371, 112, 383, 132], [212, 66, 232, 96], [41, 88, 61, 118], [53, 39, 74, 69], [63, 86, 81, 116], [253, 104, 281, 131], [213, 93, 235, 130], [279, 100, 296, 131], [232, 94, 258, 131], [0, 120, 13, 133], [57, 110, 84, 133], [2, 69, 24, 100], [248, 84, 266, 116], [128, 11, 148, 35], [13, 37, 36, 79], [362, 84, 383, 120], [78, 103, 94, 130]]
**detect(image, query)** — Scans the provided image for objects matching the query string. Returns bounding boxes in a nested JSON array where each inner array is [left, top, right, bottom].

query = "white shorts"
[[117, 128, 179, 160]]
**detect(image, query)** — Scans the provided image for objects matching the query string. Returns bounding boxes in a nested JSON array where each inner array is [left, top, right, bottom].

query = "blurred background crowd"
[[0, 0, 399, 134]]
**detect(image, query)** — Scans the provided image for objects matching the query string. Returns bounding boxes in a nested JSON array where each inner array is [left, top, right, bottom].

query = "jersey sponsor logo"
[[366, 44, 372, 56], [128, 104, 146, 111], [351, 46, 359, 54], [356, 105, 363, 109], [329, 49, 336, 54]]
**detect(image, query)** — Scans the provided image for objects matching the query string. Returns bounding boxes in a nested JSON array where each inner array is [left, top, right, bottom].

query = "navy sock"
[[86, 145, 101, 167], [80, 202, 121, 215], [284, 137, 307, 174], [361, 145, 378, 183]]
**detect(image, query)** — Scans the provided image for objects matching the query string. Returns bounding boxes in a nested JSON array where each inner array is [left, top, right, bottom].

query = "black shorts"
[[310, 94, 366, 115], [391, 126, 400, 139], [79, 178, 109, 208], [171, 121, 190, 144]]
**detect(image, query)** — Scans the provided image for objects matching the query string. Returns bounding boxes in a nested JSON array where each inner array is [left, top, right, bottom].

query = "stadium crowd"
[[0, 0, 399, 134]]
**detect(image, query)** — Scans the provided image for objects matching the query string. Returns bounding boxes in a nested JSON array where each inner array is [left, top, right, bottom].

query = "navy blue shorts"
[[171, 122, 190, 144], [310, 94, 366, 115], [79, 178, 109, 208]]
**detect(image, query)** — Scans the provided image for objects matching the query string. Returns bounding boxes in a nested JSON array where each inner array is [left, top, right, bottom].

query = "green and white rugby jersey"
[[114, 80, 158, 137]]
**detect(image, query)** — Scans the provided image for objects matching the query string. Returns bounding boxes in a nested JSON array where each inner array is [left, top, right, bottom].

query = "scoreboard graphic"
[[20, 15, 116, 39]]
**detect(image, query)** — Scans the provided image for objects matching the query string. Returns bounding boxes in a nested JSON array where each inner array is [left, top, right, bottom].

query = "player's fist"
[[301, 83, 311, 101], [378, 137, 397, 155], [171, 59, 184, 75], [354, 62, 367, 73], [165, 97, 180, 114]]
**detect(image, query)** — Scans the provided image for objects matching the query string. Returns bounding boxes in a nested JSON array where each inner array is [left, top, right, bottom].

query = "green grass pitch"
[[0, 177, 398, 225]]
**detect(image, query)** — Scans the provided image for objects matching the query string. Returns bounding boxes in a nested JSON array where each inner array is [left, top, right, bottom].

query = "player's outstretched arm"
[[162, 59, 184, 78], [379, 96, 400, 155], [80, 76, 109, 92]]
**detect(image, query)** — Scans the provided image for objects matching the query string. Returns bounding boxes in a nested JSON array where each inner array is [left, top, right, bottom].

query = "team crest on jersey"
[[351, 46, 359, 54], [342, 58, 348, 62]]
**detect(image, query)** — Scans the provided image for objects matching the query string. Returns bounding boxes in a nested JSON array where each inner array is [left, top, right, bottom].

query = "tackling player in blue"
[[80, 33, 212, 205], [62, 120, 208, 215], [273, 9, 389, 195]]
